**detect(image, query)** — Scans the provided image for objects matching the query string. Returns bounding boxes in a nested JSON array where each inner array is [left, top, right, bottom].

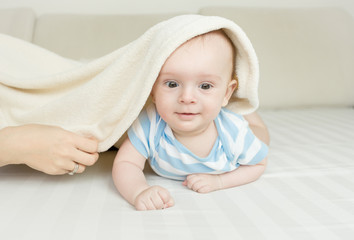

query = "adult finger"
[[66, 161, 86, 175], [71, 150, 99, 167], [75, 163, 86, 174], [73, 134, 99, 154]]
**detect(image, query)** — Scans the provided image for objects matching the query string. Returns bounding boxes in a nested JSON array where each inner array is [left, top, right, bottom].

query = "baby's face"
[[151, 31, 237, 137]]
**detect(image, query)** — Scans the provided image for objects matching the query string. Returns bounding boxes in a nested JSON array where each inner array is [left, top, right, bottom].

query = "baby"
[[112, 29, 268, 211]]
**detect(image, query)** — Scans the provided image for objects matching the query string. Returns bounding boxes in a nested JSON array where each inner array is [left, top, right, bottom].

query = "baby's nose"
[[179, 88, 197, 104]]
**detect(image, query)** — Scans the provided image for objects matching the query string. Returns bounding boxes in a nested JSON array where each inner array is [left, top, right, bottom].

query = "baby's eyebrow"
[[158, 71, 173, 76], [198, 74, 221, 80], [158, 72, 222, 82]]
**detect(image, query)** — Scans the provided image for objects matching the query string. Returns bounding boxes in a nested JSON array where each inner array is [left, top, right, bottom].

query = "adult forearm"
[[0, 126, 21, 167]]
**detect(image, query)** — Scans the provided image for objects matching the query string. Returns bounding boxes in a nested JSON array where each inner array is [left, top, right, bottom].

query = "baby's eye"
[[165, 81, 179, 88], [199, 83, 213, 90]]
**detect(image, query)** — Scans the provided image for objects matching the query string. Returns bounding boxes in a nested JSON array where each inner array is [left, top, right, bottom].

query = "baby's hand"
[[134, 186, 174, 211], [183, 174, 223, 193]]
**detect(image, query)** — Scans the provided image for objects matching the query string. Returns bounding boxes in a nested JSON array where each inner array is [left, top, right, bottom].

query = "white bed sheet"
[[1, 107, 353, 240]]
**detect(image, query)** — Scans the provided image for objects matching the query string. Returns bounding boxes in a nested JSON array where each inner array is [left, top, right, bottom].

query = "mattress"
[[1, 107, 353, 240]]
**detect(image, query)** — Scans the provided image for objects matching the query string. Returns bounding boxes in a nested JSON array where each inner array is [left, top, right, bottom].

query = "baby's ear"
[[222, 79, 238, 107], [150, 92, 156, 103]]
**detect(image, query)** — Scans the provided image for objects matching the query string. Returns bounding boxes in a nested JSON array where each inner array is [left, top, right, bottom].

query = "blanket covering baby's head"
[[144, 14, 260, 115], [0, 14, 259, 151]]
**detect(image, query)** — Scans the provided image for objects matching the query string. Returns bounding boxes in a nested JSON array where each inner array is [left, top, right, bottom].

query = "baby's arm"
[[183, 158, 267, 193], [112, 138, 174, 210], [243, 111, 270, 145], [183, 111, 269, 193], [184, 111, 269, 193]]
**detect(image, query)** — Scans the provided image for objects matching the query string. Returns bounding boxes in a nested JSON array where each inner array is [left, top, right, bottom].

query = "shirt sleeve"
[[127, 108, 151, 159], [215, 108, 268, 166], [237, 122, 269, 165]]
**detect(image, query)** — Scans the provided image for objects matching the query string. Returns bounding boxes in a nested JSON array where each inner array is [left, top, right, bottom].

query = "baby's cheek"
[[156, 106, 172, 123]]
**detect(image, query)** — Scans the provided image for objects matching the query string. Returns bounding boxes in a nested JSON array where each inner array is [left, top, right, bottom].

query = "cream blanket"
[[0, 15, 259, 152]]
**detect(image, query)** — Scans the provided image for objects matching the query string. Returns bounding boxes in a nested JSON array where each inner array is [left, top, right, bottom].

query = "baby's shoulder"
[[218, 108, 247, 127], [136, 103, 160, 124]]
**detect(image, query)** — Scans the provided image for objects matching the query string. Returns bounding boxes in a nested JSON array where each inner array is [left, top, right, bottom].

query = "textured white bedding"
[[1, 107, 353, 240]]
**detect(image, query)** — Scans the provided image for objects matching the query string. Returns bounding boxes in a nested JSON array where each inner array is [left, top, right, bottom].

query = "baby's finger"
[[186, 176, 200, 189], [197, 186, 212, 194], [135, 197, 156, 211], [191, 181, 205, 192], [151, 195, 165, 210], [186, 174, 197, 181], [158, 190, 174, 208], [135, 201, 147, 211], [145, 198, 157, 210], [164, 198, 175, 209]]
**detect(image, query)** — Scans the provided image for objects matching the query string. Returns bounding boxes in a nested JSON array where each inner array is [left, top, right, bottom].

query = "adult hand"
[[0, 124, 99, 175]]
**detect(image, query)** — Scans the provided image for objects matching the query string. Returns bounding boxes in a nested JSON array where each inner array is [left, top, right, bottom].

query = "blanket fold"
[[0, 14, 259, 152]]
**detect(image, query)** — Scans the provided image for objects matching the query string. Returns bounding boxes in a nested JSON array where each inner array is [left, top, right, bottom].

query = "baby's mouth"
[[177, 112, 198, 115], [176, 112, 199, 119]]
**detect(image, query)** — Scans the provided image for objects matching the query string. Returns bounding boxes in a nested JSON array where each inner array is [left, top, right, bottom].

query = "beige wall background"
[[1, 0, 354, 16]]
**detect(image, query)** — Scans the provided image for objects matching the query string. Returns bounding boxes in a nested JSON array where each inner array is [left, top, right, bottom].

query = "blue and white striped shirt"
[[128, 104, 268, 180]]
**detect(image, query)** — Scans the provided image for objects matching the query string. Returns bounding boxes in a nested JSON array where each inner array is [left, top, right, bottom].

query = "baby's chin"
[[170, 121, 215, 138]]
